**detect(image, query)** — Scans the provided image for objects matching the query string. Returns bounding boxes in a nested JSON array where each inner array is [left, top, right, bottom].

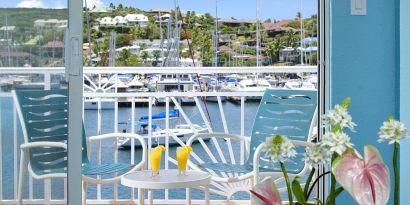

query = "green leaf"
[[341, 97, 351, 109], [304, 168, 316, 198], [334, 187, 344, 198], [292, 177, 306, 203], [314, 198, 324, 205], [324, 187, 344, 205]]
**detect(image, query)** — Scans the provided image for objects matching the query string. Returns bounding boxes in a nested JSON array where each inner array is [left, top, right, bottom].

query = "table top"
[[121, 169, 211, 189]]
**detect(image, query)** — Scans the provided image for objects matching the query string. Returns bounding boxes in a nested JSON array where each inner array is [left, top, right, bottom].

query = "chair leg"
[[82, 180, 88, 205], [17, 150, 25, 205]]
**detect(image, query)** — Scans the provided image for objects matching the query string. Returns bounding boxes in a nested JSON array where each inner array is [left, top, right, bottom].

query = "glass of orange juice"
[[176, 146, 192, 176], [150, 145, 165, 176]]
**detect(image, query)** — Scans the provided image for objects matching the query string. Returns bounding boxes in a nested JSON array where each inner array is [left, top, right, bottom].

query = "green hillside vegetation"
[[0, 5, 317, 67], [0, 8, 67, 28]]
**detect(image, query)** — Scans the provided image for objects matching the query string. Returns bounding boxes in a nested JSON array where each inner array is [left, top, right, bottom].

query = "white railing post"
[[165, 97, 170, 200], [113, 98, 119, 201], [148, 97, 153, 168], [130, 97, 136, 201], [0, 98, 2, 201], [97, 98, 102, 200], [44, 72, 51, 90], [240, 96, 245, 165], [13, 101, 18, 199]]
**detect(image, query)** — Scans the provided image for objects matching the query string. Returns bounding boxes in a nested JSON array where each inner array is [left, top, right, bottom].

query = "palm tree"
[[285, 30, 299, 48], [285, 30, 299, 62], [266, 37, 285, 63]]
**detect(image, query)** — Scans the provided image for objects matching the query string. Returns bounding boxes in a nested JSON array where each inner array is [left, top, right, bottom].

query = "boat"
[[284, 80, 316, 90], [117, 109, 208, 148], [228, 78, 272, 101], [155, 74, 196, 105]]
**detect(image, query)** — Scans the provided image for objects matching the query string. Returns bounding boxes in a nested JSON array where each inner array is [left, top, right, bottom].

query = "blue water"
[[0, 97, 260, 201]]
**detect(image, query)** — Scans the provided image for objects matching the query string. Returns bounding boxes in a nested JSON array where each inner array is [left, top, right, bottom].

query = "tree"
[[145, 22, 160, 41], [118, 49, 131, 62], [285, 30, 299, 48], [140, 43, 148, 51], [266, 37, 285, 63], [116, 34, 133, 47], [140, 51, 150, 63], [296, 12, 302, 19], [152, 50, 161, 62]]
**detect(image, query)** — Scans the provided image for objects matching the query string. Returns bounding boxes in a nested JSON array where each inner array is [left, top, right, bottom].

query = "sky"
[[0, 0, 318, 20]]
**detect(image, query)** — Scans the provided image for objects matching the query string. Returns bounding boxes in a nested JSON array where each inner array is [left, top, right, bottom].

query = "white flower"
[[323, 105, 356, 131], [305, 143, 331, 167], [321, 132, 353, 155], [264, 135, 296, 163], [378, 119, 409, 144]]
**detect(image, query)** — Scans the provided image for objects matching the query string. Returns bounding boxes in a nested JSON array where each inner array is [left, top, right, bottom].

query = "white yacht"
[[284, 80, 316, 90], [117, 109, 208, 148], [229, 78, 272, 101], [156, 74, 196, 105]]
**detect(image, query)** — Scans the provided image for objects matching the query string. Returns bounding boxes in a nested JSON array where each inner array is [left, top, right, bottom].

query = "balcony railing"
[[0, 66, 317, 204]]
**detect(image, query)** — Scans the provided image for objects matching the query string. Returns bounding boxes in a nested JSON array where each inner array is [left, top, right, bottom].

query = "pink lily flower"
[[250, 178, 282, 205], [332, 145, 390, 205]]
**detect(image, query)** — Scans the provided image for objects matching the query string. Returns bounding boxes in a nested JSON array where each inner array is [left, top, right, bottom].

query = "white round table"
[[121, 169, 211, 205]]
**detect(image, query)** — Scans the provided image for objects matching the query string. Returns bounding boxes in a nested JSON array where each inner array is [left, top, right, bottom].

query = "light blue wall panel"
[[330, 0, 397, 204], [400, 0, 410, 203]]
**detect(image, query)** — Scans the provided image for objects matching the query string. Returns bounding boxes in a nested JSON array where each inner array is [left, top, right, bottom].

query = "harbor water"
[[1, 97, 260, 200]]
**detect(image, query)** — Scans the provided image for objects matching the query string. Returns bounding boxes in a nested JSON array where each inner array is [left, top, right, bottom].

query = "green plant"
[[378, 116, 409, 205]]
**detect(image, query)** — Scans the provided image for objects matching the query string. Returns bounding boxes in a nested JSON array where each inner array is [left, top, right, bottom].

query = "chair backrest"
[[14, 89, 88, 176], [247, 89, 317, 173]]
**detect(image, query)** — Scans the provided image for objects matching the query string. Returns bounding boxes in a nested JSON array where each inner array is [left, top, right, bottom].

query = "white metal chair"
[[187, 89, 317, 199], [13, 89, 147, 205]]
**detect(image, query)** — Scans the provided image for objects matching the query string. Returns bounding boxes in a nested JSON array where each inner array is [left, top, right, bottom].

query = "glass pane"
[[81, 0, 319, 204], [0, 1, 68, 203]]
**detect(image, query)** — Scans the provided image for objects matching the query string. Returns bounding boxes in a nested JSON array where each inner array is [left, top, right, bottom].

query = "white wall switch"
[[351, 0, 367, 15]]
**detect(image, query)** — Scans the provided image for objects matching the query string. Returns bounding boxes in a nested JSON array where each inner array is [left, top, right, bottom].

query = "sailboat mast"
[[300, 0, 304, 65], [85, 0, 92, 66], [214, 0, 219, 67], [108, 31, 116, 67], [256, 0, 260, 67], [5, 15, 12, 67]]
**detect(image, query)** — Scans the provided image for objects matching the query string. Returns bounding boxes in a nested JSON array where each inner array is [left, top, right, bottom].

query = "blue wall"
[[330, 0, 397, 204], [400, 0, 410, 203]]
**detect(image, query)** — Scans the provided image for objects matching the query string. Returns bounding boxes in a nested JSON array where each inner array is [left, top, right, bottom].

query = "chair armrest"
[[186, 133, 249, 146], [20, 141, 67, 150], [88, 133, 145, 143], [87, 133, 147, 165], [252, 140, 315, 184]]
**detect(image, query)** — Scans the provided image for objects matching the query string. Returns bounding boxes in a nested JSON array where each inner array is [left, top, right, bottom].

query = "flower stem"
[[280, 162, 294, 205], [330, 153, 337, 205], [393, 142, 399, 205], [306, 171, 331, 200]]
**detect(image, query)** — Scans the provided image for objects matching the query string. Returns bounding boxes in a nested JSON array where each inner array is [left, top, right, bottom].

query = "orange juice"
[[150, 146, 165, 176], [176, 146, 192, 175]]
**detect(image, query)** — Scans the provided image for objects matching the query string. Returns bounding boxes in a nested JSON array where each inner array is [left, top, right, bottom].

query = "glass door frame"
[[67, 0, 83, 204]]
